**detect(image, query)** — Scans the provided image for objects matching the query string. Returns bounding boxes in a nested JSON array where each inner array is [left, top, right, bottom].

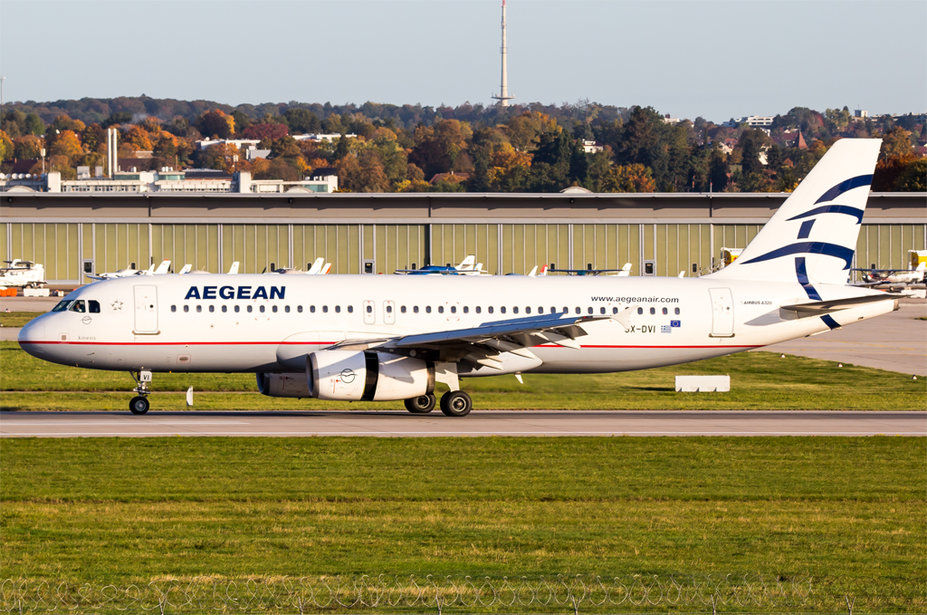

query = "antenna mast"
[[492, 0, 514, 107]]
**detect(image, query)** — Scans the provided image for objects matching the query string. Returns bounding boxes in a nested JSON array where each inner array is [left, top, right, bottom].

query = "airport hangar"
[[1, 191, 925, 285]]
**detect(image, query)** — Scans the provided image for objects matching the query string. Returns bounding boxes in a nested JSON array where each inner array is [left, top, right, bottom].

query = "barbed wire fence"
[[0, 573, 889, 613]]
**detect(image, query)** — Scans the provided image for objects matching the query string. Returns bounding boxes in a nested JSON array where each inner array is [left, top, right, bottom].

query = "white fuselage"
[[19, 273, 892, 376]]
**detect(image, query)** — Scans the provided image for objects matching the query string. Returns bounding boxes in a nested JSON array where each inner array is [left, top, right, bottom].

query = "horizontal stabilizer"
[[779, 294, 898, 318]]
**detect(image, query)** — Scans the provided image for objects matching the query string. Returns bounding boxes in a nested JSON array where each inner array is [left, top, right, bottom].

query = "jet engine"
[[308, 350, 435, 401], [257, 351, 435, 401], [256, 372, 312, 398]]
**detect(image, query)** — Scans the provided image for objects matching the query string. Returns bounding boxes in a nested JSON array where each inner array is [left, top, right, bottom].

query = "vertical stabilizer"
[[707, 138, 881, 287]]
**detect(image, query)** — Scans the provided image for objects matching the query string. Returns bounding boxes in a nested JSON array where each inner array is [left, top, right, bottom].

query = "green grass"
[[1, 341, 924, 411], [0, 437, 924, 613], [0, 311, 41, 328]]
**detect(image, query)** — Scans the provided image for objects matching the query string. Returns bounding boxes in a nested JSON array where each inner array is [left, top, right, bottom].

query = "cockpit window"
[[88, 300, 101, 313], [52, 300, 73, 312], [69, 301, 86, 313]]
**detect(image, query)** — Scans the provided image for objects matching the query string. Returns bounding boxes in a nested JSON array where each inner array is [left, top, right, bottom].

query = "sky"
[[1, 0, 925, 123]]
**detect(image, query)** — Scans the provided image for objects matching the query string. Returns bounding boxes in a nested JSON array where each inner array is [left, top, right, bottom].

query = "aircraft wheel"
[[129, 396, 150, 415], [404, 394, 436, 414], [440, 391, 472, 417]]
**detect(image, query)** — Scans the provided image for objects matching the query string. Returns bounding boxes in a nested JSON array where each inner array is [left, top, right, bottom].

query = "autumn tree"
[[243, 122, 289, 141], [13, 134, 43, 160], [196, 109, 235, 138], [604, 163, 656, 192], [122, 125, 153, 151], [0, 131, 12, 162]]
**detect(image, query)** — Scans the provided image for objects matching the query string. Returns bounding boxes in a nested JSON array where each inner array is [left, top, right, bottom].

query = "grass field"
[[1, 437, 924, 613], [1, 341, 924, 411]]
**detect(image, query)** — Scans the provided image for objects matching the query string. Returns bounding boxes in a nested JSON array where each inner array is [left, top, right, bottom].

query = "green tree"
[[283, 108, 321, 133]]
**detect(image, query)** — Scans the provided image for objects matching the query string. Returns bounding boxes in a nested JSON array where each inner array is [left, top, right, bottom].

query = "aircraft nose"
[[18, 317, 48, 359]]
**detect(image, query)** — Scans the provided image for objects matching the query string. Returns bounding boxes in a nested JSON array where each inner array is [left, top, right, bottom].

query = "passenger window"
[[222, 305, 228, 313], [297, 305, 303, 313], [650, 307, 656, 315], [386, 305, 392, 313], [463, 306, 469, 314], [272, 305, 278, 313], [259, 305, 265, 313], [184, 305, 190, 313], [310, 305, 316, 313], [475, 306, 481, 314], [600, 307, 606, 315], [88, 300, 101, 313], [171, 305, 177, 313], [500, 307, 506, 314], [675, 307, 680, 315], [575, 307, 581, 314], [335, 305, 341, 313], [348, 305, 353, 313], [247, 306, 253, 313], [487, 307, 493, 314], [323, 306, 329, 313], [612, 307, 618, 314], [587, 307, 593, 314], [662, 307, 668, 315], [525, 307, 531, 314], [512, 307, 519, 314], [637, 307, 643, 315], [426, 306, 432, 313], [438, 306, 444, 314], [401, 306, 407, 313], [209, 305, 215, 313], [450, 306, 456, 314], [234, 305, 240, 313], [197, 305, 203, 313], [284, 305, 290, 313], [413, 306, 419, 313], [366, 305, 373, 313]]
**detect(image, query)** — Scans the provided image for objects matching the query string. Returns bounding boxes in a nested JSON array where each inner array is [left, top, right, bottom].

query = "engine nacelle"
[[256, 372, 312, 398], [308, 350, 434, 401]]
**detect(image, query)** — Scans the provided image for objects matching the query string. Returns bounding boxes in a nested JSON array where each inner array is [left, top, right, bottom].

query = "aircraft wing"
[[779, 294, 898, 318], [328, 312, 621, 367]]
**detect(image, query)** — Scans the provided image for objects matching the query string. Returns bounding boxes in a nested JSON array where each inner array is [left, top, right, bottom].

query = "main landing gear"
[[129, 369, 152, 414], [403, 391, 472, 417]]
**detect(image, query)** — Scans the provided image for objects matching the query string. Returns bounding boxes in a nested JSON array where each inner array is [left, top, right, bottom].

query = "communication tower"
[[492, 0, 514, 107]]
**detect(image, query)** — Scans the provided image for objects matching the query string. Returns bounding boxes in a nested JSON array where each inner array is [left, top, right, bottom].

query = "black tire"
[[404, 394, 436, 414], [129, 396, 150, 415], [440, 390, 472, 417]]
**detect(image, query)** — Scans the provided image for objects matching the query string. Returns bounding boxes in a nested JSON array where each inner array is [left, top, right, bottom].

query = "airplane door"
[[708, 288, 734, 337], [133, 284, 159, 334], [363, 300, 376, 325], [384, 300, 396, 325]]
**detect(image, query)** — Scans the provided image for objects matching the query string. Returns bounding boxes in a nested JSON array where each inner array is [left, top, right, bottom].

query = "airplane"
[[396, 255, 484, 275], [19, 139, 898, 417], [177, 264, 193, 275], [548, 263, 632, 276], [852, 262, 926, 286], [86, 260, 171, 280], [271, 258, 333, 275], [0, 260, 46, 288]]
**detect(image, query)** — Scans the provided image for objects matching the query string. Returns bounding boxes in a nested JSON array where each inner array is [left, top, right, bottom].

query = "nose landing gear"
[[129, 370, 152, 414]]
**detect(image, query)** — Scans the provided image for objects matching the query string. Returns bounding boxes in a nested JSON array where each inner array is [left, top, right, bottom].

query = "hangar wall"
[[3, 220, 926, 284], [2, 192, 925, 284]]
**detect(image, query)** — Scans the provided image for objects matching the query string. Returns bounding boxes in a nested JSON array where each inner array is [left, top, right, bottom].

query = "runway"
[[2, 410, 924, 437]]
